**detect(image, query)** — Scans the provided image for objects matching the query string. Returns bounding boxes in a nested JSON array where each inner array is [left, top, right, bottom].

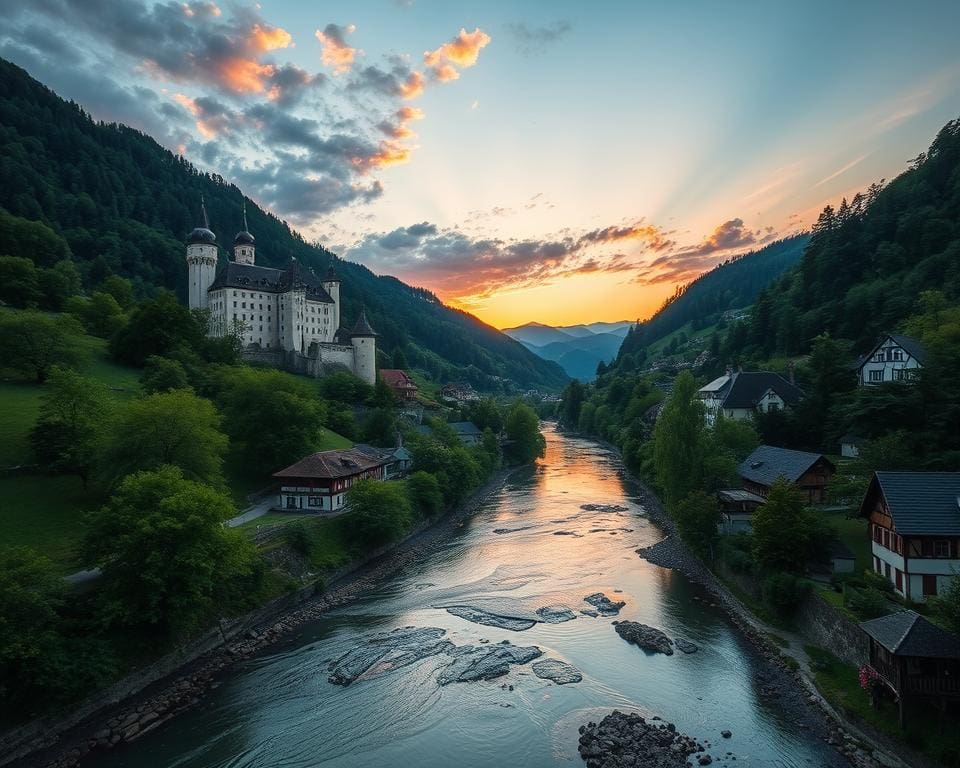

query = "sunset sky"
[[3, 1, 960, 327]]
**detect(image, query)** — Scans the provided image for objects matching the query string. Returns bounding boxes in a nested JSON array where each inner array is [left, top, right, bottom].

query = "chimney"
[[738, 364, 743, 374], [725, 366, 733, 377], [788, 361, 795, 385]]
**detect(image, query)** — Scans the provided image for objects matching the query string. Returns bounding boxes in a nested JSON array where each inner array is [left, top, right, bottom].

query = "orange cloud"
[[355, 140, 411, 170], [424, 27, 490, 82], [250, 24, 292, 53], [399, 70, 425, 99], [219, 57, 276, 93], [172, 92, 225, 138], [315, 23, 358, 74]]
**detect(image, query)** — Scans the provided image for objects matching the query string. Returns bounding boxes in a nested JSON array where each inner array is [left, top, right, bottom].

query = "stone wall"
[[241, 344, 355, 380], [795, 592, 869, 667]]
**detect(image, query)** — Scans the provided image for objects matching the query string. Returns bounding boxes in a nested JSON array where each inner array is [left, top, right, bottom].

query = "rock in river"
[[584, 592, 626, 616], [536, 605, 577, 623], [578, 710, 703, 768], [532, 658, 582, 685], [615, 621, 674, 655], [673, 637, 699, 654], [328, 627, 454, 685], [445, 606, 536, 631], [438, 642, 542, 685]]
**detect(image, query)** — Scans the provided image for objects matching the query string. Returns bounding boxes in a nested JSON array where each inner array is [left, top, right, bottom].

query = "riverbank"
[[599, 439, 915, 768], [6, 466, 517, 768]]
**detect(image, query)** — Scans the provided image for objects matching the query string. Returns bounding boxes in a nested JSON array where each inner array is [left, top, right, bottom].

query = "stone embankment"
[[11, 468, 515, 768]]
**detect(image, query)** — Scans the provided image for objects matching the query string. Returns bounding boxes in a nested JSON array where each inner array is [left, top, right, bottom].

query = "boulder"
[[615, 622, 674, 655]]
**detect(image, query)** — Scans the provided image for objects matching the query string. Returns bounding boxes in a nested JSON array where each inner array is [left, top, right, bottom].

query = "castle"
[[185, 200, 377, 384]]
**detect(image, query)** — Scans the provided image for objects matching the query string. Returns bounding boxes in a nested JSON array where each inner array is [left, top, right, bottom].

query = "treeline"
[[617, 235, 809, 363], [0, 57, 567, 392]]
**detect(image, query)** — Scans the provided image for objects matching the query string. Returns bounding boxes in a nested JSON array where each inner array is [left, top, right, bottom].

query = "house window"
[[923, 574, 938, 596], [884, 562, 891, 580], [308, 496, 322, 507], [869, 370, 883, 382], [895, 569, 903, 591], [768, 401, 780, 412], [934, 540, 950, 558]]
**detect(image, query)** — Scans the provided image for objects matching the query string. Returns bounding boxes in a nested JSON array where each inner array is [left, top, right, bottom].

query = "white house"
[[272, 447, 389, 513], [697, 370, 803, 425], [186, 199, 376, 384], [860, 472, 960, 601], [856, 334, 925, 387]]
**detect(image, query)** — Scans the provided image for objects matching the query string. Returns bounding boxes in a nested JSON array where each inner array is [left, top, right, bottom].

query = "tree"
[[83, 466, 257, 636], [674, 491, 721, 558], [98, 274, 135, 309], [0, 255, 40, 307], [347, 478, 412, 548], [392, 347, 409, 369], [652, 371, 704, 508], [503, 402, 546, 464], [99, 390, 228, 487], [212, 366, 326, 471], [370, 376, 397, 408], [751, 478, 831, 573], [931, 574, 960, 635], [362, 407, 398, 447], [0, 311, 85, 382], [65, 291, 127, 338], [37, 260, 81, 310], [407, 471, 444, 519], [109, 290, 205, 366], [140, 355, 189, 394], [31, 366, 112, 488], [0, 547, 66, 719], [468, 397, 504, 434], [318, 371, 375, 404], [561, 379, 586, 428]]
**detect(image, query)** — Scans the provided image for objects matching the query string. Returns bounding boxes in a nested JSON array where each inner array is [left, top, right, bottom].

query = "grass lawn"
[[0, 382, 45, 466], [0, 474, 94, 573], [805, 644, 960, 765], [255, 512, 357, 573]]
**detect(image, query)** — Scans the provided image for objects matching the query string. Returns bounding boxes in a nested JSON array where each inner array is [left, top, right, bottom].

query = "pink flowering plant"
[[858, 664, 880, 693]]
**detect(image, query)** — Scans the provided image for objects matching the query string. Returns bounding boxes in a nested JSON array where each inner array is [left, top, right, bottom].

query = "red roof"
[[380, 369, 416, 388], [273, 448, 388, 480]]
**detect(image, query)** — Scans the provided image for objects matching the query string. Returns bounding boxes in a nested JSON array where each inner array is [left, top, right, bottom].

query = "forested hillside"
[[0, 58, 567, 391], [732, 119, 960, 360], [617, 234, 809, 360]]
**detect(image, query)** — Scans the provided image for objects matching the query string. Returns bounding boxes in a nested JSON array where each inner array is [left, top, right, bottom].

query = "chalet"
[[379, 369, 418, 402], [861, 610, 960, 727], [354, 443, 414, 479], [856, 333, 925, 386], [738, 445, 835, 504], [717, 488, 767, 534], [697, 370, 803, 425], [450, 421, 484, 446], [273, 447, 388, 513], [859, 472, 960, 601]]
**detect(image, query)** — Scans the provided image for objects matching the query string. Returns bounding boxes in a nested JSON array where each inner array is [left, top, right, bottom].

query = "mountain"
[[504, 322, 631, 381], [0, 58, 567, 392], [615, 234, 809, 366]]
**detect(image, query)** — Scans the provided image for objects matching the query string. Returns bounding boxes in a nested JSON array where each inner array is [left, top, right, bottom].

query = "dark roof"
[[720, 371, 804, 409], [858, 334, 927, 370], [868, 472, 960, 536], [186, 227, 217, 245], [738, 445, 834, 487], [233, 230, 255, 245], [861, 611, 960, 659], [717, 489, 767, 504], [449, 421, 482, 436], [325, 265, 340, 283], [351, 308, 377, 336], [208, 259, 333, 302], [273, 448, 388, 480]]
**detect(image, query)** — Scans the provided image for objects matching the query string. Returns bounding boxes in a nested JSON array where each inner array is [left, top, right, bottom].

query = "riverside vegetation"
[[0, 289, 546, 728]]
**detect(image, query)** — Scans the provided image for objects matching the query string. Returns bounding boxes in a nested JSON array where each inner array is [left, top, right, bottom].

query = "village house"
[[738, 445, 835, 504], [379, 369, 418, 402], [840, 433, 865, 458], [716, 488, 767, 534], [697, 370, 803, 425], [450, 421, 484, 446], [272, 447, 389, 513], [860, 610, 960, 727], [856, 333, 925, 386], [859, 471, 960, 600], [354, 443, 414, 479], [440, 382, 480, 404], [186, 200, 377, 384]]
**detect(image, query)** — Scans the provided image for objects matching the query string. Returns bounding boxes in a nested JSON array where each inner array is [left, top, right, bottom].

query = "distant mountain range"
[[503, 321, 632, 381]]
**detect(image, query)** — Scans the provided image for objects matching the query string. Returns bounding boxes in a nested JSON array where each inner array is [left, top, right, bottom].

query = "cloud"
[[315, 23, 358, 75], [424, 27, 491, 82], [505, 20, 571, 55], [813, 153, 870, 188]]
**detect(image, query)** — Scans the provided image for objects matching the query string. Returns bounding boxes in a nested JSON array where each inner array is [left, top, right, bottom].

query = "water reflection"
[[92, 425, 841, 768]]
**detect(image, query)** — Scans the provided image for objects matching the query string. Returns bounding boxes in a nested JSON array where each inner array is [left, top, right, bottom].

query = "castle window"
[[233, 301, 237, 308]]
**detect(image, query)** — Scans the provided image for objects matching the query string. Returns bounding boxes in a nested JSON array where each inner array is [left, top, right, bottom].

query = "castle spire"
[[201, 193, 210, 229], [242, 198, 249, 233]]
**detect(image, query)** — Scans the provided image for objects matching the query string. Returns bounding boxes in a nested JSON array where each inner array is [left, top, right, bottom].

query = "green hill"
[[0, 58, 567, 392]]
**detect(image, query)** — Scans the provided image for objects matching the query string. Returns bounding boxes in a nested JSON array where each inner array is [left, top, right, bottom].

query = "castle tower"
[[186, 195, 218, 310], [321, 262, 341, 335], [350, 307, 377, 385], [280, 258, 306, 353], [233, 199, 255, 265]]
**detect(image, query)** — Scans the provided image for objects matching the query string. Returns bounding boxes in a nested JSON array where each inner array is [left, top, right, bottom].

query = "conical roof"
[[351, 307, 377, 337]]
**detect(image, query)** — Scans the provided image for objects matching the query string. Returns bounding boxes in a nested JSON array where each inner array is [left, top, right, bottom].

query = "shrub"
[[284, 522, 314, 557], [762, 573, 811, 618], [845, 586, 888, 620]]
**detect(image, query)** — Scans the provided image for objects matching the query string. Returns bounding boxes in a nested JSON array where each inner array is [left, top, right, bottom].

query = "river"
[[92, 425, 843, 768]]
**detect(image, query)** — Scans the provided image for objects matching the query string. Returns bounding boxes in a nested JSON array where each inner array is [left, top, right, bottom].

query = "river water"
[[93, 425, 842, 768]]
